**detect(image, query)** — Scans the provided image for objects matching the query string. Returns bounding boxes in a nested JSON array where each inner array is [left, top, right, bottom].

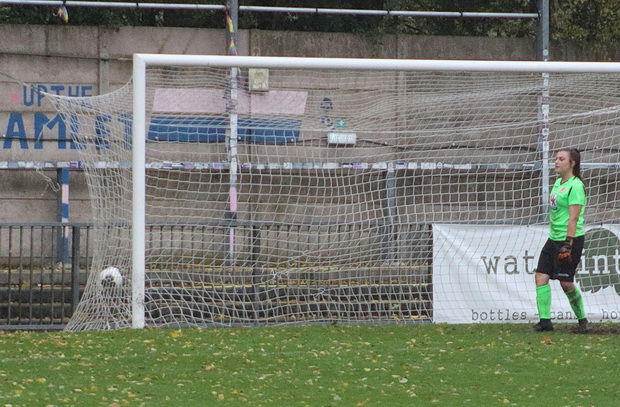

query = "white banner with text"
[[432, 224, 620, 324]]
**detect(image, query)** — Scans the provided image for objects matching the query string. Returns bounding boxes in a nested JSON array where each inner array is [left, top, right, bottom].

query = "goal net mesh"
[[48, 59, 620, 330]]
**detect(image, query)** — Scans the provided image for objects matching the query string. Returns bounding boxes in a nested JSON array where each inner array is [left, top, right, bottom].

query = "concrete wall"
[[1, 25, 237, 222], [0, 24, 606, 224], [249, 30, 536, 60]]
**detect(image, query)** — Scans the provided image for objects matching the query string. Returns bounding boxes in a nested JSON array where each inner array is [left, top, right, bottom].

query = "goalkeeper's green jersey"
[[548, 176, 586, 241]]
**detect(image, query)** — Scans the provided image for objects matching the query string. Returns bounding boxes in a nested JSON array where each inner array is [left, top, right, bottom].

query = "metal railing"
[[0, 223, 92, 330], [0, 222, 432, 330]]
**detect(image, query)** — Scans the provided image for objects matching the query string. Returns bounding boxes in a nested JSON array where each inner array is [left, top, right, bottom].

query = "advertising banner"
[[432, 224, 620, 324]]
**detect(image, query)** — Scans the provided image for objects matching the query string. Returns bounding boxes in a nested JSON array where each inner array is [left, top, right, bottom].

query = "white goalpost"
[[49, 55, 620, 331]]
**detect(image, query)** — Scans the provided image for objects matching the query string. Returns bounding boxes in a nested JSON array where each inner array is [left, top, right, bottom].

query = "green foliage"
[[0, 0, 536, 34], [0, 323, 619, 406], [237, 0, 538, 37], [238, 0, 392, 34], [0, 2, 221, 27], [388, 0, 537, 37], [551, 0, 620, 59], [0, 5, 56, 25]]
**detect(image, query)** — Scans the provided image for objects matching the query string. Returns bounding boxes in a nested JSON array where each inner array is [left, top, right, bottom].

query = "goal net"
[[48, 55, 620, 331]]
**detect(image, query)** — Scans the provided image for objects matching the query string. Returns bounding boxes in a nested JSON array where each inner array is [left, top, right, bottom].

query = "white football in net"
[[99, 266, 123, 287]]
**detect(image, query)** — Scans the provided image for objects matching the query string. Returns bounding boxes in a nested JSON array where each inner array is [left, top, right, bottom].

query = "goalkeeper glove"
[[557, 237, 573, 264]]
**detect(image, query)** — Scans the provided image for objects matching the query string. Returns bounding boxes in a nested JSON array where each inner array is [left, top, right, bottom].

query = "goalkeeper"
[[533, 148, 591, 333]]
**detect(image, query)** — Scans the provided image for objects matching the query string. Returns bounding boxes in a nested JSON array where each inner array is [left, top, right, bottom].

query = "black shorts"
[[535, 236, 585, 282]]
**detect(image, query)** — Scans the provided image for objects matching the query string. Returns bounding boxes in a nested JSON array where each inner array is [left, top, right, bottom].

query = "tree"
[[550, 0, 620, 59]]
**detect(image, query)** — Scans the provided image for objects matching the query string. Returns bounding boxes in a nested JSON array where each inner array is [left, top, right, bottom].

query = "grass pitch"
[[1, 323, 619, 406]]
